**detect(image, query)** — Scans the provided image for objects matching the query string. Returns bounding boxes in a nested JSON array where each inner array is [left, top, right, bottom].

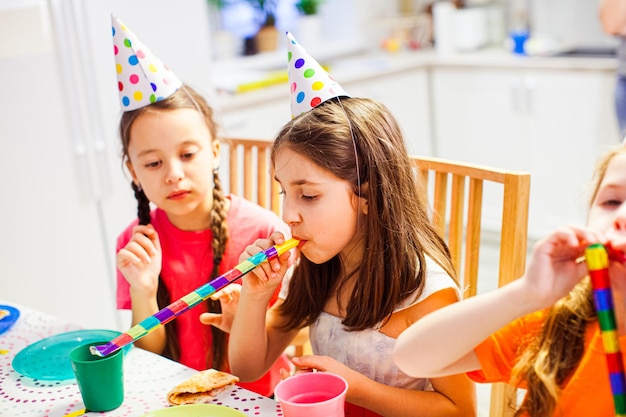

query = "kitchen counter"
[[213, 47, 618, 111], [212, 46, 621, 241]]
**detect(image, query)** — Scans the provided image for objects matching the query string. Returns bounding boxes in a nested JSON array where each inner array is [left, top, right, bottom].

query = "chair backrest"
[[221, 140, 531, 410], [412, 155, 531, 417], [222, 138, 281, 216], [222, 137, 312, 357]]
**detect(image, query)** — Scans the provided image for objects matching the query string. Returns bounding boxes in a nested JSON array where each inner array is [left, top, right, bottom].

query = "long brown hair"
[[510, 145, 626, 417], [119, 85, 230, 369], [273, 97, 456, 331]]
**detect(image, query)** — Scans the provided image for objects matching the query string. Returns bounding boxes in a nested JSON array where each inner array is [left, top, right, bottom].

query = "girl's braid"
[[206, 169, 230, 369], [132, 182, 151, 226], [131, 181, 182, 361]]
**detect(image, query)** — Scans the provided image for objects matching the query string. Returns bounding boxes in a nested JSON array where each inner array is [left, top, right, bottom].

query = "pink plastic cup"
[[274, 372, 348, 417]]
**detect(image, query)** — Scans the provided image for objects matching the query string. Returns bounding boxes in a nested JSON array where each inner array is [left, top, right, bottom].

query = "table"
[[0, 301, 282, 417]]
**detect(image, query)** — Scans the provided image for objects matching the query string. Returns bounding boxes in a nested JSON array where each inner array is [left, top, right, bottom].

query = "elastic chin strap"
[[181, 84, 202, 113], [335, 97, 361, 201]]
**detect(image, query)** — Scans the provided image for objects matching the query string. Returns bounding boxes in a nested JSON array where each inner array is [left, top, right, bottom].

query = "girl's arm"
[[129, 288, 166, 353], [293, 354, 476, 417], [600, 0, 626, 36], [117, 224, 166, 354], [394, 226, 598, 378], [228, 232, 298, 381]]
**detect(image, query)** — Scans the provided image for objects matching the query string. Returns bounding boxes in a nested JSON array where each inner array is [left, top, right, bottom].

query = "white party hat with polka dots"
[[286, 32, 349, 119], [111, 15, 182, 112]]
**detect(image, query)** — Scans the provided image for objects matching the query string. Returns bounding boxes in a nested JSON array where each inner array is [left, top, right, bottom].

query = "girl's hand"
[[288, 355, 363, 395], [239, 232, 292, 296], [199, 283, 241, 333], [607, 236, 626, 283], [606, 239, 626, 318], [116, 224, 162, 297], [522, 225, 600, 310]]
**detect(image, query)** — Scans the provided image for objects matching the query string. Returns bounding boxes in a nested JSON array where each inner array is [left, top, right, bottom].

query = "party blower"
[[91, 238, 300, 357], [585, 243, 626, 416]]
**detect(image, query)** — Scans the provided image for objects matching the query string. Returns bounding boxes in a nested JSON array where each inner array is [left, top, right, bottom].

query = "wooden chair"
[[222, 138, 281, 215], [223, 137, 312, 357], [412, 155, 531, 417]]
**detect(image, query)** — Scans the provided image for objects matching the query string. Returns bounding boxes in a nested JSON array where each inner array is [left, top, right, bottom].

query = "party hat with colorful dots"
[[111, 15, 182, 112], [287, 32, 349, 119]]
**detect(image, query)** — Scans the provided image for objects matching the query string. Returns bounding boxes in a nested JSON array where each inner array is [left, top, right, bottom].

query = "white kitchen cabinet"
[[218, 92, 291, 140], [431, 66, 619, 239], [342, 68, 434, 156], [217, 67, 434, 157]]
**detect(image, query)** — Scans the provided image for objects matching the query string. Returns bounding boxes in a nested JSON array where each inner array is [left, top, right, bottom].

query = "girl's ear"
[[126, 160, 139, 186], [212, 139, 221, 170], [360, 196, 368, 215], [359, 182, 369, 215]]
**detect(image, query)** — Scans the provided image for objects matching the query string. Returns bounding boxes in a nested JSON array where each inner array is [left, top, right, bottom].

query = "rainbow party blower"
[[585, 243, 626, 416], [91, 238, 300, 357]]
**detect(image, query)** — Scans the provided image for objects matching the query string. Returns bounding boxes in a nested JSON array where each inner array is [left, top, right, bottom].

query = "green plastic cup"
[[70, 340, 124, 412]]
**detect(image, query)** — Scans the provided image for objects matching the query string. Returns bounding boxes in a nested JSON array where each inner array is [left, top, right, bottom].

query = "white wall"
[[529, 0, 618, 49]]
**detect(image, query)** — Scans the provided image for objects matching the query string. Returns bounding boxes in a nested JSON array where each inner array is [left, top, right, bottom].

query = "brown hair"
[[272, 97, 456, 331], [119, 85, 230, 369], [510, 145, 626, 417]]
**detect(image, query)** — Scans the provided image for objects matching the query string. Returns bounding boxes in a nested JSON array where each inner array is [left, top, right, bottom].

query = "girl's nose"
[[165, 161, 184, 184], [281, 197, 301, 227], [615, 203, 626, 231]]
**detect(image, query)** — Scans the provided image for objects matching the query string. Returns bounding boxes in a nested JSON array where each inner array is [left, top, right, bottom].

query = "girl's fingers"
[[132, 233, 157, 256], [117, 246, 146, 266], [210, 284, 241, 302], [123, 241, 152, 264]]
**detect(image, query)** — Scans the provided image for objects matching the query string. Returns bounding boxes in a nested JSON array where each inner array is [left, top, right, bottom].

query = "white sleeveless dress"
[[279, 256, 457, 390]]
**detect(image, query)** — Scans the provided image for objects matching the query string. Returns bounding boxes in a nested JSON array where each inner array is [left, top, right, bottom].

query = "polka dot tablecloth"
[[0, 301, 283, 417]]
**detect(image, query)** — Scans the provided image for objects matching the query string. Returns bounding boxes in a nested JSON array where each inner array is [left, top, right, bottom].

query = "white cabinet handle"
[[511, 78, 521, 113], [524, 77, 536, 116]]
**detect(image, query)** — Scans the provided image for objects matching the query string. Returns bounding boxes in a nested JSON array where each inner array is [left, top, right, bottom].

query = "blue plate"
[[0, 305, 20, 335], [12, 329, 131, 381]]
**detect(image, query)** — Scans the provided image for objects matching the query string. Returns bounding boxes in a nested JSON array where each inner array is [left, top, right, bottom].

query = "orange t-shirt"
[[469, 310, 626, 416]]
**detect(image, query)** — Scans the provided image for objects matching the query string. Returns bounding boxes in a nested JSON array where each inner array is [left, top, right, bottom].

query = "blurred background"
[[0, 0, 620, 335], [0, 2, 620, 415]]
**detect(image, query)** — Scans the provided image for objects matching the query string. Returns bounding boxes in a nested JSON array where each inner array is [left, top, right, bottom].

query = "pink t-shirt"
[[116, 195, 291, 396]]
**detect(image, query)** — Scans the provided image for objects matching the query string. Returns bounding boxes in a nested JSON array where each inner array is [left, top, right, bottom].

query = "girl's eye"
[[302, 194, 316, 201], [145, 161, 161, 168], [602, 199, 623, 207], [181, 152, 195, 160]]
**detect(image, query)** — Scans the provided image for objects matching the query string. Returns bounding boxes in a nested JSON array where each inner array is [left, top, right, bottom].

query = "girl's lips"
[[292, 237, 307, 248], [167, 190, 189, 200]]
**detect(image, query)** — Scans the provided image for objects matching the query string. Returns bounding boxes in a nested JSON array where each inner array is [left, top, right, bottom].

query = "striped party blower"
[[585, 243, 626, 416], [90, 238, 301, 358]]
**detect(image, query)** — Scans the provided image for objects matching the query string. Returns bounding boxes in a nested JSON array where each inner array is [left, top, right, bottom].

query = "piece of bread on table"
[[167, 369, 239, 405]]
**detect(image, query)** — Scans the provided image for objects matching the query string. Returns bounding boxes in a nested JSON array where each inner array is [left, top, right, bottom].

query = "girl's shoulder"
[[393, 256, 459, 313], [227, 194, 289, 234]]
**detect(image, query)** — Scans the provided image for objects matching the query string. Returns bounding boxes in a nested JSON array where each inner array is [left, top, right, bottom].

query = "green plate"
[[12, 329, 131, 381], [139, 404, 247, 417]]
